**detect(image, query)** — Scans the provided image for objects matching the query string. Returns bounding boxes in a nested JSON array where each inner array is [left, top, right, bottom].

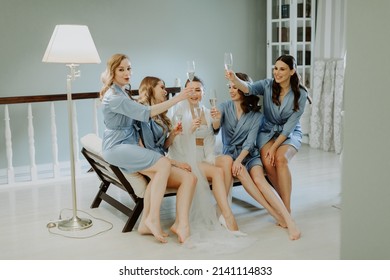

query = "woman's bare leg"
[[260, 141, 280, 194], [167, 167, 197, 243], [138, 180, 169, 238], [250, 166, 300, 240], [236, 167, 286, 227], [215, 155, 234, 195], [139, 156, 171, 243], [273, 145, 297, 213], [137, 181, 152, 233], [200, 163, 239, 231]]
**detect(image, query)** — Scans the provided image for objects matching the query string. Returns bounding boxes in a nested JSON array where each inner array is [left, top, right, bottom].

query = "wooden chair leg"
[[122, 199, 144, 232], [90, 181, 109, 208]]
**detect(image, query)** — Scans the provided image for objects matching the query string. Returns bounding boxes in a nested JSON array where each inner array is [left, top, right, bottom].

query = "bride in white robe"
[[167, 76, 254, 253]]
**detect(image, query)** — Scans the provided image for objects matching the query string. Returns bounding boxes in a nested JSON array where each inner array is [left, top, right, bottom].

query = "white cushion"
[[80, 133, 103, 156]]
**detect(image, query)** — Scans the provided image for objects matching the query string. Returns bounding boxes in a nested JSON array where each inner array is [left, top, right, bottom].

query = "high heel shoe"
[[219, 215, 247, 237]]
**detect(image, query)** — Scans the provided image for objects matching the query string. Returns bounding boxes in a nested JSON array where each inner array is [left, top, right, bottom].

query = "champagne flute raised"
[[224, 52, 233, 71], [174, 112, 183, 135], [209, 89, 217, 109], [193, 105, 202, 130], [175, 113, 183, 125], [187, 60, 195, 83]]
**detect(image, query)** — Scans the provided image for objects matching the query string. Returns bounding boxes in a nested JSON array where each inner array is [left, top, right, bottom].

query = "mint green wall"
[[341, 0, 390, 259], [0, 0, 266, 168]]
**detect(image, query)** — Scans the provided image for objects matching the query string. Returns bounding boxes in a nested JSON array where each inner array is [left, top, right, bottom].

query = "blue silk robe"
[[218, 100, 263, 170], [101, 84, 162, 173], [136, 118, 169, 156], [248, 78, 308, 150]]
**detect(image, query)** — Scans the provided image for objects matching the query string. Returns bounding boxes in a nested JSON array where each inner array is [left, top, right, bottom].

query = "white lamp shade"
[[42, 25, 101, 64]]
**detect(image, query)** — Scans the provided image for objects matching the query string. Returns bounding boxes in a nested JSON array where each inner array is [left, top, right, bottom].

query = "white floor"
[[0, 144, 341, 260]]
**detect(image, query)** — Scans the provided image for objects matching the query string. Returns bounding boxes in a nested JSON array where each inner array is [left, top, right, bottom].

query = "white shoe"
[[219, 215, 247, 237]]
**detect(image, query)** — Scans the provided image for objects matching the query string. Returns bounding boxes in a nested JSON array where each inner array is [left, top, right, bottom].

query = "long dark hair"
[[272, 54, 308, 111], [236, 72, 261, 113]]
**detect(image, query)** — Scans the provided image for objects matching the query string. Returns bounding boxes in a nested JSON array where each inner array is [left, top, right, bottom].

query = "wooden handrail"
[[0, 87, 181, 105]]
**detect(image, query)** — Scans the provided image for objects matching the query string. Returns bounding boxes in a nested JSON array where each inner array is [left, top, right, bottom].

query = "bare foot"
[[287, 221, 301, 240], [138, 221, 150, 235], [138, 222, 168, 237], [272, 213, 287, 228], [144, 218, 167, 243], [170, 224, 190, 243]]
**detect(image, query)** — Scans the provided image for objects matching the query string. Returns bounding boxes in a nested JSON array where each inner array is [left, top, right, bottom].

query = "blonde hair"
[[138, 76, 172, 133], [99, 53, 129, 99]]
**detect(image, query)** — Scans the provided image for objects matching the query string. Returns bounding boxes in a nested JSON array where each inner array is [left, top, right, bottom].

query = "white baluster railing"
[[27, 104, 38, 181], [0, 87, 180, 186], [4, 105, 15, 184]]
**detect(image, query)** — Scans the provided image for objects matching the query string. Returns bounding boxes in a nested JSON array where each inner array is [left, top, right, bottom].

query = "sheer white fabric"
[[167, 100, 255, 254], [309, 0, 346, 154], [314, 0, 346, 59]]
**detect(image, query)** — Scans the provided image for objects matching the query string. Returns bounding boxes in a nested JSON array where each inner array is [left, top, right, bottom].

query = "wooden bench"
[[81, 131, 251, 233], [80, 133, 178, 232]]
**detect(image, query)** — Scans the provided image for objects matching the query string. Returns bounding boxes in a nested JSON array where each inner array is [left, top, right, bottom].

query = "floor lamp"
[[42, 25, 101, 230]]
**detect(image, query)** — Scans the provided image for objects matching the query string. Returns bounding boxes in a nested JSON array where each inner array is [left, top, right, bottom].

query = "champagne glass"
[[193, 105, 202, 130], [175, 113, 183, 125], [209, 89, 217, 109], [187, 60, 195, 83], [224, 52, 233, 71], [174, 112, 183, 135]]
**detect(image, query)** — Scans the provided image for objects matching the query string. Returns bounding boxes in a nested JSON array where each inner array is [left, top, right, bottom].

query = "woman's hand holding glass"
[[194, 106, 202, 130], [225, 69, 236, 81], [172, 120, 183, 136], [190, 118, 199, 133], [210, 106, 221, 120], [178, 87, 195, 101], [173, 113, 183, 135], [190, 106, 202, 133]]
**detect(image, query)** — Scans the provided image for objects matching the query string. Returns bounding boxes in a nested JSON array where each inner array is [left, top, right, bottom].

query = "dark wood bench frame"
[[81, 147, 177, 232], [82, 146, 243, 233]]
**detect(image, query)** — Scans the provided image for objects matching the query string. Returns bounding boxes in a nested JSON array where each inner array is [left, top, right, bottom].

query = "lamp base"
[[58, 216, 93, 231]]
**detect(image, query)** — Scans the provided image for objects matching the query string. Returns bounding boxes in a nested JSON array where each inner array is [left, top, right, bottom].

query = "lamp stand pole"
[[57, 64, 93, 231]]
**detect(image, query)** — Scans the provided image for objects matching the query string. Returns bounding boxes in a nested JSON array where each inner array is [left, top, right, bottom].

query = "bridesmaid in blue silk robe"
[[135, 76, 196, 244], [226, 54, 309, 214], [213, 72, 301, 240]]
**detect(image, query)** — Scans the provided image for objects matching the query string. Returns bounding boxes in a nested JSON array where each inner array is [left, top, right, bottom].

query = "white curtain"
[[309, 59, 345, 153], [309, 0, 347, 154]]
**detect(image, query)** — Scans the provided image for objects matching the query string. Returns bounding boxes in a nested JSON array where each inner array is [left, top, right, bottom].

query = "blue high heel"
[[219, 215, 247, 237]]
